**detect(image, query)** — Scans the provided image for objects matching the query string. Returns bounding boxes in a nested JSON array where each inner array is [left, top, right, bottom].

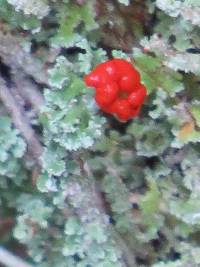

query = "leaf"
[[7, 0, 49, 18], [133, 48, 184, 96], [48, 56, 71, 89], [190, 102, 200, 127], [37, 173, 58, 193], [41, 147, 66, 176], [170, 196, 200, 225], [51, 2, 97, 48], [65, 217, 81, 236], [178, 121, 195, 141], [140, 179, 160, 215], [87, 223, 107, 243]]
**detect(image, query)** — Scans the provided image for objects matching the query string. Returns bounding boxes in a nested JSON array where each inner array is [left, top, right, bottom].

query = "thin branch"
[[112, 229, 137, 267], [0, 32, 48, 84], [0, 247, 35, 267], [0, 77, 43, 164], [75, 160, 136, 267], [13, 71, 45, 113]]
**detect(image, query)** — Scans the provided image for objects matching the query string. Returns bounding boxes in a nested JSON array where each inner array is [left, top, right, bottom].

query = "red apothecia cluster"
[[84, 58, 147, 121]]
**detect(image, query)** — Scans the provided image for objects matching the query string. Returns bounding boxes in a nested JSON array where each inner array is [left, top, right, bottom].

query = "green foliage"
[[41, 58, 105, 151], [51, 1, 98, 48], [0, 0, 200, 267], [133, 47, 184, 96], [0, 116, 26, 184], [156, 0, 200, 25], [0, 0, 41, 31], [7, 0, 49, 18]]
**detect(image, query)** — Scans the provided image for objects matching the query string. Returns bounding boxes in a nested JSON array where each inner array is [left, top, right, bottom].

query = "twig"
[[92, 158, 138, 266], [74, 160, 136, 267], [13, 71, 45, 113], [0, 247, 35, 267], [0, 32, 48, 84], [0, 77, 43, 164], [111, 229, 137, 267]]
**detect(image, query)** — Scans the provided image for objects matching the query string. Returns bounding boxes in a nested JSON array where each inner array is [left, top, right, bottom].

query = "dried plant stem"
[[0, 247, 34, 267], [0, 77, 43, 163]]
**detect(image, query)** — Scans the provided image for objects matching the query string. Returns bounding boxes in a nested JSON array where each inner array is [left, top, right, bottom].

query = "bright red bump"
[[84, 58, 147, 121], [95, 83, 119, 107], [128, 85, 147, 108]]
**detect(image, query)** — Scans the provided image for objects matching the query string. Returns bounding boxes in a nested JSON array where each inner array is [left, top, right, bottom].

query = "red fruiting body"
[[112, 59, 134, 75], [84, 72, 100, 88], [95, 83, 119, 107], [111, 99, 132, 121], [95, 60, 117, 81], [84, 71, 110, 87], [119, 71, 140, 94], [84, 58, 147, 121], [130, 106, 141, 117], [101, 105, 115, 113], [128, 85, 147, 108]]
